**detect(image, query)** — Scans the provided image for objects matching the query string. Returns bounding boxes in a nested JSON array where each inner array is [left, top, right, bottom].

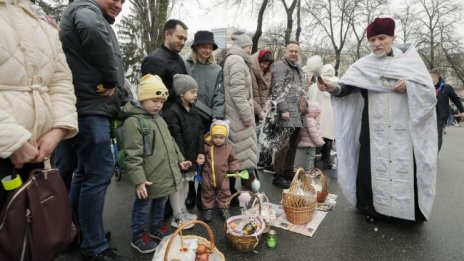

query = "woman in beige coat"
[[0, 0, 78, 208], [223, 31, 259, 191]]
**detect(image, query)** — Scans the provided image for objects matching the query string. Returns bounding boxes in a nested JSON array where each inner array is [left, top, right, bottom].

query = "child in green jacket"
[[122, 74, 191, 254]]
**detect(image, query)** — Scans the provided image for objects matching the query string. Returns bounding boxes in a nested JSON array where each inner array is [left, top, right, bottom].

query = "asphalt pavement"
[[58, 125, 464, 261]]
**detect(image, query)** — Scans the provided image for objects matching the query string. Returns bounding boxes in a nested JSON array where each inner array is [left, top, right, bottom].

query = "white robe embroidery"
[[334, 44, 438, 220]]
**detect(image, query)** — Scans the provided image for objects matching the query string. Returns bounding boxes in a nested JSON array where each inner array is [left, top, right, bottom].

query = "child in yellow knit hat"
[[201, 119, 240, 222], [121, 74, 191, 254]]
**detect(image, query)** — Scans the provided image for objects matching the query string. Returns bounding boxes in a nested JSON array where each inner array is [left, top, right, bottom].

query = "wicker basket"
[[309, 168, 328, 203], [250, 193, 275, 233], [282, 168, 317, 225], [224, 191, 265, 252], [160, 220, 225, 261]]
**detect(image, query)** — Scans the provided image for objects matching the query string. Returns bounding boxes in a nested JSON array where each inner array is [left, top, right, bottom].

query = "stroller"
[[111, 139, 122, 181], [111, 120, 124, 181]]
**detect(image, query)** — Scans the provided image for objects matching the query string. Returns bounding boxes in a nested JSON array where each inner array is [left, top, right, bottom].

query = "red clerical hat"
[[366, 17, 395, 39]]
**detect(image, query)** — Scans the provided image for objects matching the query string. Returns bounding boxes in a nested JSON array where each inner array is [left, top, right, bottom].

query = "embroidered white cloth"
[[333, 44, 437, 220]]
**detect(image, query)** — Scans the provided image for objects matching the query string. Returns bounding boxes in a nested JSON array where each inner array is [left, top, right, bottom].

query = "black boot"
[[185, 181, 196, 209], [196, 185, 203, 210], [321, 139, 333, 170], [272, 176, 291, 189]]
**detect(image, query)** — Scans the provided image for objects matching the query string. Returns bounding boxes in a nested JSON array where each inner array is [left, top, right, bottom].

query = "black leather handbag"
[[0, 168, 77, 261]]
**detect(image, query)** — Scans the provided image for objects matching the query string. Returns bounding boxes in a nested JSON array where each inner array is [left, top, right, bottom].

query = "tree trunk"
[[252, 0, 270, 53], [282, 0, 297, 44], [296, 0, 301, 42], [155, 0, 169, 47], [334, 50, 341, 76]]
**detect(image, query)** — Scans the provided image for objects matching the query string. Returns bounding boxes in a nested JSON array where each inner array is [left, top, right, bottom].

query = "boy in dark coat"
[[201, 120, 240, 222], [163, 74, 205, 228]]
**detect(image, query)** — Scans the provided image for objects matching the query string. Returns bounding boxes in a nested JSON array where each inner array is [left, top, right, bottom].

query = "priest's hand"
[[317, 77, 336, 93], [394, 79, 406, 93]]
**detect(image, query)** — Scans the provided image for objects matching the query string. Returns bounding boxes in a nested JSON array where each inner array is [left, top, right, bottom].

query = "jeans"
[[65, 115, 114, 255], [131, 196, 168, 237], [437, 120, 446, 152], [301, 147, 316, 171], [54, 138, 77, 191]]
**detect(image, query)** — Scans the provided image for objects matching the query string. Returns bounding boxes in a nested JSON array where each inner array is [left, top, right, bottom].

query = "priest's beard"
[[372, 47, 392, 57]]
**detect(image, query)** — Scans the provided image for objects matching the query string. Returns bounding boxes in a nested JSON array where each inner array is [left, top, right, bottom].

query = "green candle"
[[266, 230, 277, 249]]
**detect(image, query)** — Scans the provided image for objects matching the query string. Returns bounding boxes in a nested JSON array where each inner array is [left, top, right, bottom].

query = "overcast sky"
[[117, 0, 464, 41], [118, 1, 264, 38]]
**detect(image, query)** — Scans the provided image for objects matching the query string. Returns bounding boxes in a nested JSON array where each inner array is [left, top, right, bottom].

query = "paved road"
[[58, 126, 464, 261]]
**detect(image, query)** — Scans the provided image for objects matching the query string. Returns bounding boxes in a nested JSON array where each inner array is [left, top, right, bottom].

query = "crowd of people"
[[1, 0, 462, 260]]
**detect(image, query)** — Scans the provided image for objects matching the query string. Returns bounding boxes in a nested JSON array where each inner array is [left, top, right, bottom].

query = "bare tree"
[[415, 0, 461, 69], [350, 0, 389, 59], [260, 24, 288, 59], [303, 0, 360, 75], [252, 0, 272, 53], [117, 0, 171, 82], [281, 0, 298, 44], [296, 0, 302, 42], [394, 0, 420, 44]]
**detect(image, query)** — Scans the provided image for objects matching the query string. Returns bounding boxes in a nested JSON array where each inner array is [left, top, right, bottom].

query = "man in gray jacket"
[[270, 41, 306, 189], [57, 0, 128, 260]]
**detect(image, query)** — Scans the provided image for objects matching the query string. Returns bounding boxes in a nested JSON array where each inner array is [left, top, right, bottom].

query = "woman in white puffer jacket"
[[0, 0, 78, 208]]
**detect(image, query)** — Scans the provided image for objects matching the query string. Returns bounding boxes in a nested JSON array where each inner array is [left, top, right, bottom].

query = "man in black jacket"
[[429, 69, 464, 152], [141, 19, 189, 109], [57, 0, 128, 260]]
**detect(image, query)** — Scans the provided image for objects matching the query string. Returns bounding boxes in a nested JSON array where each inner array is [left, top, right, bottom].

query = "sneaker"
[[171, 215, 195, 229], [263, 165, 274, 173], [203, 209, 213, 222], [148, 225, 172, 244], [131, 233, 157, 254], [272, 176, 291, 189], [181, 208, 198, 220], [81, 248, 129, 261], [220, 208, 230, 220]]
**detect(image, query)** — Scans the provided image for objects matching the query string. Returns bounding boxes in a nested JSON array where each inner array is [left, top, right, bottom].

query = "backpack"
[[111, 115, 154, 174]]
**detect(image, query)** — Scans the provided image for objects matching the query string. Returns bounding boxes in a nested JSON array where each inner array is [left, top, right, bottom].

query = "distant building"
[[181, 27, 249, 59], [211, 28, 228, 49]]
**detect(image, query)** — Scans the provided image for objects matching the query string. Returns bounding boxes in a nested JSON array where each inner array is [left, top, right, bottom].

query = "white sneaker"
[[171, 215, 195, 229], [181, 208, 197, 220]]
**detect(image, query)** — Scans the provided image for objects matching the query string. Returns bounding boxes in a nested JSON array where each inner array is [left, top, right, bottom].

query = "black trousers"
[[437, 120, 446, 152], [273, 127, 301, 177]]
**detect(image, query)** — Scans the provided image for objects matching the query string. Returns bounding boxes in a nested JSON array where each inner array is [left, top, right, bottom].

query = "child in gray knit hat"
[[173, 74, 199, 95], [163, 73, 205, 229]]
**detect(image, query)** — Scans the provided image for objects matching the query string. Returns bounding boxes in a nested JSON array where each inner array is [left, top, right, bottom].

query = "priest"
[[318, 17, 437, 223]]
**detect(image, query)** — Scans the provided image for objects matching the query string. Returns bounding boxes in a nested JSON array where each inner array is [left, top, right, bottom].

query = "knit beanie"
[[138, 74, 169, 102], [258, 49, 274, 63], [231, 31, 252, 48], [173, 74, 198, 95], [210, 119, 230, 138]]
